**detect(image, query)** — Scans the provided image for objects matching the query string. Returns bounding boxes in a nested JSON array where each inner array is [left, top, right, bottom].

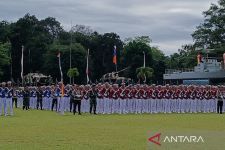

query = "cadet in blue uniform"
[[31, 87, 37, 109], [1, 82, 7, 116], [5, 81, 13, 116], [46, 86, 52, 110], [42, 86, 47, 110]]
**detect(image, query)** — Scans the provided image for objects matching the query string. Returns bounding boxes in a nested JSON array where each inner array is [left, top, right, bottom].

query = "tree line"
[[0, 0, 225, 84], [0, 14, 165, 84]]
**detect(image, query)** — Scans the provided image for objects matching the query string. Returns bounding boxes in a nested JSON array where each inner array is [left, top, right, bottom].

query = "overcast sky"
[[0, 0, 218, 55]]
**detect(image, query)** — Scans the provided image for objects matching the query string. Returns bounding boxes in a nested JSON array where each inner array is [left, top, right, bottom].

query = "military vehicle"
[[101, 67, 132, 84], [24, 73, 53, 85]]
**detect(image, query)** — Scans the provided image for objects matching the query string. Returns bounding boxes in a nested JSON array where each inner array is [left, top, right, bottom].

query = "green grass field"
[[0, 109, 225, 150]]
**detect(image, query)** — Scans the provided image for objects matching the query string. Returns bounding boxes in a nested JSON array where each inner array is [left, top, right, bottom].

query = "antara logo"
[[148, 133, 161, 146], [163, 136, 204, 143], [148, 133, 204, 146]]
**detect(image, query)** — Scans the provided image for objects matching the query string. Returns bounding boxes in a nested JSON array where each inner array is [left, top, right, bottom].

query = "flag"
[[113, 45, 117, 65], [86, 49, 90, 84]]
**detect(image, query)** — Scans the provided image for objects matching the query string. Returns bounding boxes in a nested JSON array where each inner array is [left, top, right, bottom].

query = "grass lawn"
[[0, 109, 225, 150]]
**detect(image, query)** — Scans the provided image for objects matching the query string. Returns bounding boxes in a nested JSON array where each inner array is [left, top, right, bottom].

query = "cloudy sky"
[[0, 0, 218, 55]]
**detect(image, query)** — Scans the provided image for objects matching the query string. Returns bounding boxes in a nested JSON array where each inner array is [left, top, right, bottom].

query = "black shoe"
[[79, 113, 81, 115]]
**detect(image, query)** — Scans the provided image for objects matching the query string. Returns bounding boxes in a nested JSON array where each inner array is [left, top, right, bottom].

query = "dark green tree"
[[192, 0, 225, 55], [121, 36, 153, 82], [43, 43, 86, 84], [0, 42, 11, 80], [0, 21, 11, 43], [67, 68, 79, 84], [136, 67, 154, 83]]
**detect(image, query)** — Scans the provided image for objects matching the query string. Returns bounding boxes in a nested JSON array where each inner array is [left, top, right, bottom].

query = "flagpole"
[[86, 49, 89, 84], [143, 51, 146, 68], [143, 51, 146, 84], [21, 45, 24, 86], [10, 49, 13, 81], [69, 21, 72, 84]]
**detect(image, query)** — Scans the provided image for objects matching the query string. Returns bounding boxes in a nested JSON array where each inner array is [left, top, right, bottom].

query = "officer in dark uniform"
[[89, 84, 97, 114], [22, 86, 30, 110], [36, 85, 43, 110], [217, 91, 223, 114], [68, 86, 73, 112]]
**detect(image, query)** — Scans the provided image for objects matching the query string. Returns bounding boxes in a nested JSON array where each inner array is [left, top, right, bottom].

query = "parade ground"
[[0, 109, 224, 150]]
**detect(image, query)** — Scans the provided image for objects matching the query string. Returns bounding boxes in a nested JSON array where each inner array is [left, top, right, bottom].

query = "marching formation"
[[0, 82, 225, 116]]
